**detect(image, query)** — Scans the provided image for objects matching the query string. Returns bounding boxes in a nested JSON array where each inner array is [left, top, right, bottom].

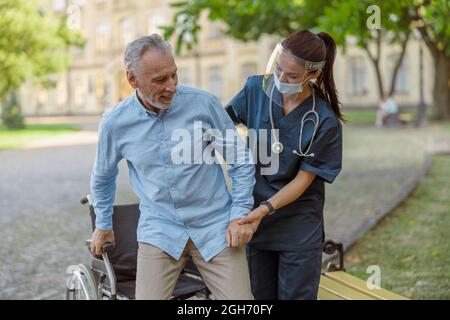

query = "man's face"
[[127, 49, 178, 109]]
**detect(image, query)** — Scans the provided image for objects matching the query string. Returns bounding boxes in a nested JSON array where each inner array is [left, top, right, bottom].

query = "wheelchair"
[[65, 195, 368, 300], [65, 195, 210, 300]]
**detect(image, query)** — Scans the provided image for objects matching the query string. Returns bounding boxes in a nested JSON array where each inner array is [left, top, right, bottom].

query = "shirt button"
[[161, 140, 166, 144]]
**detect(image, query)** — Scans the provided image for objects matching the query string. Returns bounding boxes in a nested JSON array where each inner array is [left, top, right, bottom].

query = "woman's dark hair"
[[282, 30, 345, 122]]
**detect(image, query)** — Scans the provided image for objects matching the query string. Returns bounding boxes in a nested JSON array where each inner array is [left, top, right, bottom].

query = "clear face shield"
[[262, 41, 325, 108]]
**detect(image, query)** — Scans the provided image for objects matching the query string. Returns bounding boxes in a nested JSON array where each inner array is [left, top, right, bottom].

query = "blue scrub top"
[[227, 75, 343, 251]]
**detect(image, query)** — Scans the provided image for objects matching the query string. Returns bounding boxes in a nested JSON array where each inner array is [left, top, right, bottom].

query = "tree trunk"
[[415, 43, 426, 127], [431, 50, 450, 120], [389, 34, 410, 96], [372, 60, 384, 99], [1, 90, 24, 129], [363, 37, 384, 100]]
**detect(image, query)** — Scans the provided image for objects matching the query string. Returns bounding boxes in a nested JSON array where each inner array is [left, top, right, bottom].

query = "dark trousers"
[[246, 246, 322, 300]]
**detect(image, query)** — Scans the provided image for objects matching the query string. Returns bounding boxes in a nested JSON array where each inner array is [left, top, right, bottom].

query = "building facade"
[[20, 0, 434, 116]]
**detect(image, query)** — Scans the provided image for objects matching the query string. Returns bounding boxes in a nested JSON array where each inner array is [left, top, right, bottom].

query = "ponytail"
[[317, 32, 345, 122]]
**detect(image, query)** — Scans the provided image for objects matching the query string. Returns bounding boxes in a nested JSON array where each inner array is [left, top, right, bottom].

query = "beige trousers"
[[135, 239, 254, 300]]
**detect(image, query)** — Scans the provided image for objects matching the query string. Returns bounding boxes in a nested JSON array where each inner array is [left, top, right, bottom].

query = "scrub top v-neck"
[[227, 75, 343, 251]]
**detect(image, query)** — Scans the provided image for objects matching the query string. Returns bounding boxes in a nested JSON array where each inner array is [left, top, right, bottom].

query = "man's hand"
[[226, 219, 254, 248], [91, 229, 115, 256], [237, 205, 269, 233]]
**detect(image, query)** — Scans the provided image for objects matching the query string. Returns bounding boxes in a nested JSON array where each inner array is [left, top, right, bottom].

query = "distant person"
[[384, 94, 399, 126]]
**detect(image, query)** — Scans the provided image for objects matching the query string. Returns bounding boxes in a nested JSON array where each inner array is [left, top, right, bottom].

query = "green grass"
[[0, 124, 79, 150], [437, 122, 450, 133], [344, 155, 450, 300], [342, 106, 423, 126], [342, 109, 377, 126]]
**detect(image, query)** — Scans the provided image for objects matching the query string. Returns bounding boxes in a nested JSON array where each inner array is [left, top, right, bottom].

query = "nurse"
[[226, 30, 344, 300]]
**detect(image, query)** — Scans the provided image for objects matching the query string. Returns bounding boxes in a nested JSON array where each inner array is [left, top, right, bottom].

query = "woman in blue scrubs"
[[226, 30, 344, 300]]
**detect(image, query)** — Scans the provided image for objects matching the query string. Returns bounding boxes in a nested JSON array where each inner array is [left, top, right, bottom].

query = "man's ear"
[[127, 70, 138, 89]]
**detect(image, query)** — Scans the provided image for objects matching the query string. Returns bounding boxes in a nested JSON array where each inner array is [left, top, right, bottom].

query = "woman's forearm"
[[267, 170, 316, 211]]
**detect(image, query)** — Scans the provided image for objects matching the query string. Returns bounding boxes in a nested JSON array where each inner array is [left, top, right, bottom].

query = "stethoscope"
[[269, 82, 319, 157]]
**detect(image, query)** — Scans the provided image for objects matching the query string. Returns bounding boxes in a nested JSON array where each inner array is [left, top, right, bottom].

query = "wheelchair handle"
[[80, 194, 93, 205], [85, 240, 113, 254], [102, 242, 113, 254]]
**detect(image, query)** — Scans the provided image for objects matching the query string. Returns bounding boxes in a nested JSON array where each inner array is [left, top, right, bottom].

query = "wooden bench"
[[398, 113, 413, 125], [319, 241, 408, 300]]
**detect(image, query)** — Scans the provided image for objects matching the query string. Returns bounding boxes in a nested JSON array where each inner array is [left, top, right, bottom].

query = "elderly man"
[[89, 34, 255, 300]]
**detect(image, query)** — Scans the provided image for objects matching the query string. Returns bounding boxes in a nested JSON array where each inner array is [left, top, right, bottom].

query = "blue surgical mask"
[[273, 72, 304, 95]]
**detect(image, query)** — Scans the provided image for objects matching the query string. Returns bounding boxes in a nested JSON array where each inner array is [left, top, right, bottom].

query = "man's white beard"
[[139, 90, 171, 110]]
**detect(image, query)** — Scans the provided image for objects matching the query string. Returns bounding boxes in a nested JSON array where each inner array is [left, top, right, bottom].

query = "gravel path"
[[0, 144, 137, 299]]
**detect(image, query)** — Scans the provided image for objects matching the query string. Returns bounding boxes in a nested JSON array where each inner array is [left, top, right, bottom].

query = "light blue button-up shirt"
[[90, 85, 255, 262]]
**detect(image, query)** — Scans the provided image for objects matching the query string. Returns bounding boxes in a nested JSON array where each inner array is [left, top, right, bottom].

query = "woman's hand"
[[238, 206, 270, 233]]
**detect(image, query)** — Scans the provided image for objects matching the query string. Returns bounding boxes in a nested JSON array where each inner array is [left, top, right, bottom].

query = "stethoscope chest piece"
[[272, 141, 284, 154], [268, 83, 319, 158]]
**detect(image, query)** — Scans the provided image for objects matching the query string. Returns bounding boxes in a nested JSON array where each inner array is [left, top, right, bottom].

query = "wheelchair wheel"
[[65, 264, 98, 300]]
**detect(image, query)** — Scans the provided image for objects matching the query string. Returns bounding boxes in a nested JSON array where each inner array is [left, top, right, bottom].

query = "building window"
[[148, 13, 165, 35], [56, 76, 67, 108], [73, 75, 87, 108], [52, 0, 66, 12], [387, 53, 410, 94], [240, 63, 257, 84], [96, 22, 110, 52], [208, 66, 223, 99], [73, 0, 86, 6], [96, 74, 105, 109], [120, 18, 135, 48], [117, 71, 133, 101], [347, 56, 367, 96], [37, 87, 49, 109]]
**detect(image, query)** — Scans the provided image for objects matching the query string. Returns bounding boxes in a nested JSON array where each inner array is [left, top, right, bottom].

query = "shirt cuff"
[[95, 215, 113, 231], [229, 206, 251, 221]]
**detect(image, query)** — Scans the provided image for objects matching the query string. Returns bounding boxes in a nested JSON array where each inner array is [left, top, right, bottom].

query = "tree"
[[164, 0, 449, 122], [321, 0, 450, 122], [0, 0, 84, 128], [318, 1, 411, 98], [405, 0, 450, 120]]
